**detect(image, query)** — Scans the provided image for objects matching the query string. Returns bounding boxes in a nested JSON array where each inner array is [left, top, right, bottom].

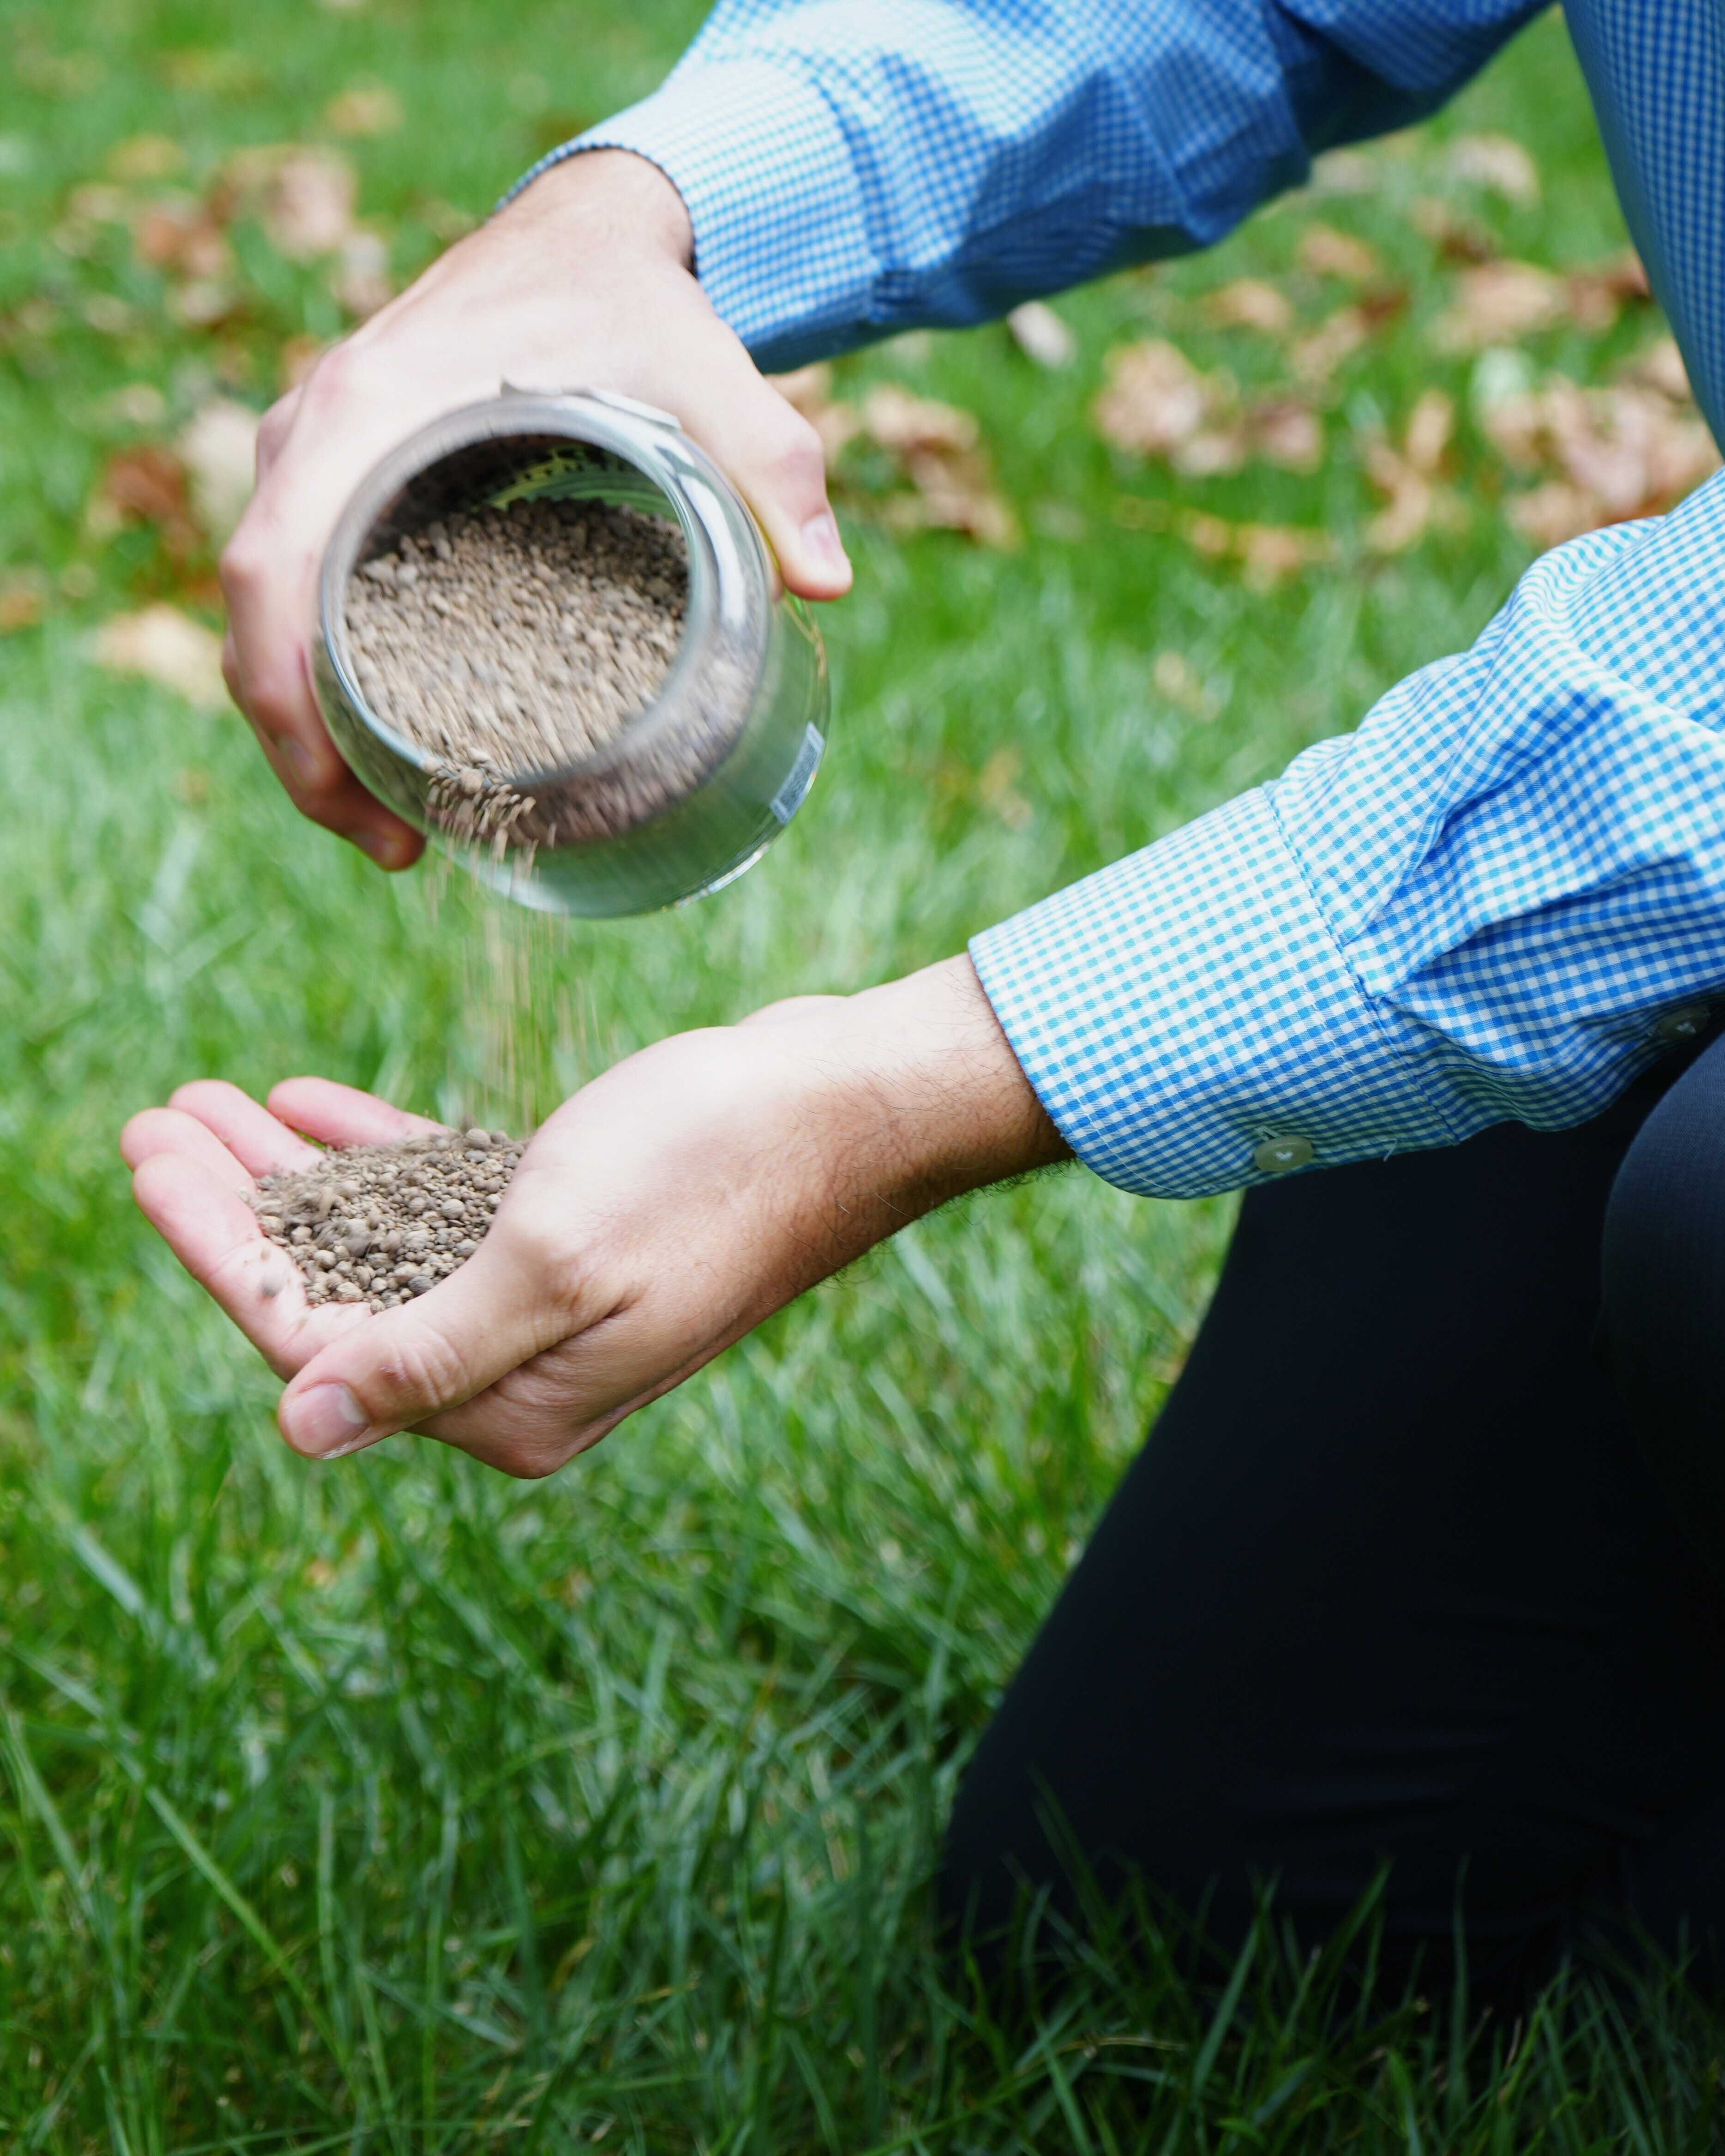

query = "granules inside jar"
[[344, 495, 687, 797]]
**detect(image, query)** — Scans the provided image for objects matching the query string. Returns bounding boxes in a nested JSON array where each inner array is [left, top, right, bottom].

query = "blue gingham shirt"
[[521, 0, 1725, 1197]]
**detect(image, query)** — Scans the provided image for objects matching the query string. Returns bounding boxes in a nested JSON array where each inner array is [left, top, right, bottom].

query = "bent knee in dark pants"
[[944, 1042, 1725, 2005]]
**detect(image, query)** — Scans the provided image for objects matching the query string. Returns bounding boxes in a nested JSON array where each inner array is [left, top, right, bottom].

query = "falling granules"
[[343, 496, 688, 782], [250, 1127, 524, 1313]]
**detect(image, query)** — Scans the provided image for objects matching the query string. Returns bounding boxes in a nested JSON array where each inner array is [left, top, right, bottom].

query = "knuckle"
[[255, 396, 296, 463], [372, 1322, 474, 1419]]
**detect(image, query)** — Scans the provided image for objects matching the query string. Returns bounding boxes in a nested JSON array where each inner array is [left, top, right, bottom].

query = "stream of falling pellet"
[[446, 897, 589, 1139]]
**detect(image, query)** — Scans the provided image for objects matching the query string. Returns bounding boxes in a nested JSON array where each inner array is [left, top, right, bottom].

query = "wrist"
[[499, 147, 695, 270], [837, 955, 1070, 1204]]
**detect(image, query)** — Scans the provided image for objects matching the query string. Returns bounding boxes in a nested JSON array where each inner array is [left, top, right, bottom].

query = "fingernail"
[[272, 735, 316, 784], [355, 831, 399, 867], [282, 1382, 369, 1458], [799, 510, 850, 580]]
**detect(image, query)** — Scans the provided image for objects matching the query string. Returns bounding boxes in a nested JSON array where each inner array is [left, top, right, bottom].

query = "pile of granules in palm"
[[250, 1128, 524, 1313], [343, 497, 687, 776]]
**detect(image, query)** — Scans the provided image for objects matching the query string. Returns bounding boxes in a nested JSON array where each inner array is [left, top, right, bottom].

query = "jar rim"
[[317, 388, 768, 790]]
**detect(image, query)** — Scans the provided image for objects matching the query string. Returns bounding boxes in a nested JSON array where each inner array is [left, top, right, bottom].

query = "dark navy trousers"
[[942, 1028, 1725, 2004]]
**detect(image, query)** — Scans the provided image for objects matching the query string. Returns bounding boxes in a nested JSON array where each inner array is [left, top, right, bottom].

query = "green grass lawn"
[[3, 0, 1724, 2146]]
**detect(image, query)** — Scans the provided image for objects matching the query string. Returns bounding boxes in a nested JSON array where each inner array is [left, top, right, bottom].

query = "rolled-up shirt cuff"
[[504, 66, 877, 369], [969, 787, 1462, 1198]]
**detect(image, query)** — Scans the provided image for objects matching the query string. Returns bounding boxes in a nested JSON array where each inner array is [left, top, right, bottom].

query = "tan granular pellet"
[[250, 1128, 524, 1314], [343, 497, 687, 777]]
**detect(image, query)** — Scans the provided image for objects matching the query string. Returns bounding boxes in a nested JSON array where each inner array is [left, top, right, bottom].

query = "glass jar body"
[[313, 391, 830, 918]]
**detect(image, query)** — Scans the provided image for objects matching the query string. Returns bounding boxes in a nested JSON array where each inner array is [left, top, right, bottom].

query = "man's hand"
[[222, 149, 853, 869], [120, 956, 1068, 1476]]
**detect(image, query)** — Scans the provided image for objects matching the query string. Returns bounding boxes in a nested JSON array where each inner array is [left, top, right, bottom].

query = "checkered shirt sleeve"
[[508, 0, 1544, 372], [976, 478, 1725, 1192], [508, 0, 1725, 1197]]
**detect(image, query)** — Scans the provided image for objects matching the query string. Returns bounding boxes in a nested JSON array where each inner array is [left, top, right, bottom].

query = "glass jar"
[[313, 388, 830, 917]]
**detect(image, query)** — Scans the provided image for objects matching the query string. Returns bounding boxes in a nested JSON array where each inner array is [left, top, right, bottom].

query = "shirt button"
[[1653, 1004, 1711, 1044], [1252, 1135, 1314, 1174]]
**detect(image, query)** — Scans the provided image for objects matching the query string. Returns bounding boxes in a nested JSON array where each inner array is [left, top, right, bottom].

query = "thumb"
[[276, 1230, 566, 1459], [673, 344, 853, 602]]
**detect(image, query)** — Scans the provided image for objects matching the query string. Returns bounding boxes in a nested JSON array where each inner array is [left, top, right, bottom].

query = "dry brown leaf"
[[1298, 223, 1381, 284], [178, 397, 260, 547], [91, 444, 198, 554], [1006, 300, 1076, 368], [1563, 250, 1652, 333], [1408, 195, 1497, 264], [265, 146, 357, 259], [219, 145, 358, 259], [0, 572, 46, 634], [94, 605, 228, 708], [169, 278, 242, 329], [323, 84, 404, 137], [1120, 500, 1334, 586], [1432, 259, 1566, 350], [1443, 133, 1540, 206], [1291, 304, 1370, 384], [330, 227, 392, 318], [1249, 397, 1325, 473], [132, 192, 232, 280], [1403, 387, 1455, 476], [1626, 336, 1693, 403], [1479, 360, 1720, 546], [1362, 390, 1458, 554], [1203, 278, 1295, 336], [1508, 482, 1602, 551], [860, 383, 979, 455], [830, 384, 1018, 547], [1092, 340, 1215, 457]]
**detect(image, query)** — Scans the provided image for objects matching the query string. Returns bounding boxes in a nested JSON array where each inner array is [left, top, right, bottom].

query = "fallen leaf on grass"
[[1291, 292, 1406, 384], [861, 385, 1019, 547], [1298, 223, 1381, 283], [94, 606, 228, 708], [1093, 341, 1213, 457], [1408, 196, 1498, 265], [1434, 253, 1651, 350], [218, 145, 358, 260], [769, 373, 1019, 546], [132, 192, 231, 280], [1443, 133, 1540, 206], [264, 147, 358, 259], [1203, 278, 1295, 336], [177, 397, 260, 547], [1250, 397, 1325, 473], [1625, 336, 1693, 403], [1006, 300, 1076, 368], [1114, 496, 1335, 586], [330, 228, 392, 319], [323, 84, 404, 137], [1432, 260, 1563, 349], [0, 573, 46, 633], [1093, 340, 1324, 475], [88, 445, 201, 558], [1362, 388, 1458, 554]]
